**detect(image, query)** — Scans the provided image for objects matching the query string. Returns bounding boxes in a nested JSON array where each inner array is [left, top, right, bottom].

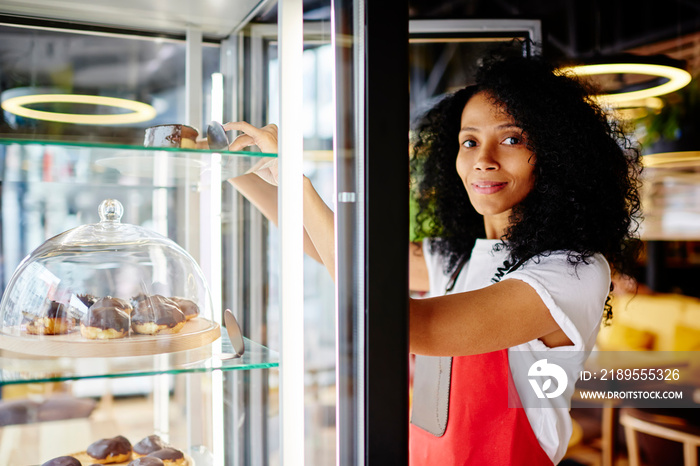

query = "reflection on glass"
[[0, 24, 220, 146]]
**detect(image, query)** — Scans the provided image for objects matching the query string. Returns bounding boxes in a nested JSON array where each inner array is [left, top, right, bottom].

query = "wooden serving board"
[[0, 318, 220, 358], [68, 451, 194, 465]]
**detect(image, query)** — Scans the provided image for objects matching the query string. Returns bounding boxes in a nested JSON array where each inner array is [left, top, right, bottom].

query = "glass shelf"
[[0, 332, 279, 385], [0, 137, 276, 156], [0, 138, 277, 186]]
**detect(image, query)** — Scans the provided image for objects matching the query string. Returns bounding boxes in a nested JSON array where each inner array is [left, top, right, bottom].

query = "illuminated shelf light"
[[1, 94, 157, 125]]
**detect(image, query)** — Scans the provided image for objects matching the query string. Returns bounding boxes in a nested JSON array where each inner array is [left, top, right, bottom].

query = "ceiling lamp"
[[1, 93, 157, 125], [611, 96, 664, 121], [559, 55, 692, 107]]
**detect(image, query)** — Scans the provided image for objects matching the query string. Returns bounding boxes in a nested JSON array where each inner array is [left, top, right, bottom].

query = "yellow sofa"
[[596, 293, 700, 351]]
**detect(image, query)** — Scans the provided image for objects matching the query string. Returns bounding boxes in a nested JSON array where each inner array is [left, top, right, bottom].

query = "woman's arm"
[[410, 279, 572, 356], [225, 122, 335, 276], [228, 172, 326, 265], [302, 176, 336, 280]]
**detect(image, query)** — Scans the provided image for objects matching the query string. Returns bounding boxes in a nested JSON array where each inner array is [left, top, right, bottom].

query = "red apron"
[[410, 349, 554, 466]]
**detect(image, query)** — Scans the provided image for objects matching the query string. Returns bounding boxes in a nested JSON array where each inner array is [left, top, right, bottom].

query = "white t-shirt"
[[422, 238, 610, 464]]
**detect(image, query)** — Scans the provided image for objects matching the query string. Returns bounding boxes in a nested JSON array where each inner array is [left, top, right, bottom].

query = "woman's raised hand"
[[226, 120, 334, 275], [224, 122, 278, 153], [225, 122, 279, 186]]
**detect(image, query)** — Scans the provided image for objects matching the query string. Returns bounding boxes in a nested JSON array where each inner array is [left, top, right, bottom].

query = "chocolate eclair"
[[92, 296, 133, 314], [169, 297, 200, 321], [80, 306, 130, 340], [133, 434, 167, 457], [147, 447, 185, 465], [26, 301, 76, 335], [144, 124, 198, 149], [76, 293, 97, 308], [131, 293, 150, 306], [41, 456, 82, 466], [131, 295, 185, 335], [86, 435, 132, 464]]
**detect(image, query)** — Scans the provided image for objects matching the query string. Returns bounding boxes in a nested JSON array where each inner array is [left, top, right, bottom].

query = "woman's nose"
[[473, 146, 499, 171]]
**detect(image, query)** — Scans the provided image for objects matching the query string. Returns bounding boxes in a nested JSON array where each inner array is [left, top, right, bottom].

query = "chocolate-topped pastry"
[[133, 434, 167, 457], [41, 456, 81, 466], [86, 435, 132, 464], [131, 293, 149, 305], [26, 301, 77, 335], [169, 297, 200, 321], [131, 295, 186, 335], [144, 124, 199, 149], [45, 302, 70, 319], [129, 458, 165, 466], [80, 305, 130, 340], [148, 447, 185, 465], [0, 398, 39, 426], [92, 296, 133, 314], [76, 293, 97, 308]]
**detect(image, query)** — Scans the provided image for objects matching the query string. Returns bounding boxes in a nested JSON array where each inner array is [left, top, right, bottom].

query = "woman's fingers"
[[224, 121, 279, 185], [228, 134, 255, 151], [224, 122, 278, 153], [223, 121, 261, 135]]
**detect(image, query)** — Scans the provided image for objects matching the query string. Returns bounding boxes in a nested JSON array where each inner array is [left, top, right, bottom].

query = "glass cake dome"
[[0, 199, 220, 357]]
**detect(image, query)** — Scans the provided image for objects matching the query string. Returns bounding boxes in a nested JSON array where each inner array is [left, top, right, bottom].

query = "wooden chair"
[[620, 407, 700, 466]]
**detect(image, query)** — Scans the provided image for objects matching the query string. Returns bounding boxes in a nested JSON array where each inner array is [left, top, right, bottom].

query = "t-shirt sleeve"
[[422, 239, 450, 297], [504, 253, 611, 350]]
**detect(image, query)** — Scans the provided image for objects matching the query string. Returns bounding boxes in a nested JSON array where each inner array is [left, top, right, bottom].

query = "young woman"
[[227, 53, 642, 465]]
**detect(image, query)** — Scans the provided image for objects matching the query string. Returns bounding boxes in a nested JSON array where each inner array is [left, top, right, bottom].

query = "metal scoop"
[[221, 308, 245, 358], [206, 121, 229, 151]]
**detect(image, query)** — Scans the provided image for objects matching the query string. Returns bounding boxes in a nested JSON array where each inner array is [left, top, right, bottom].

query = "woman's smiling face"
[[456, 91, 536, 237]]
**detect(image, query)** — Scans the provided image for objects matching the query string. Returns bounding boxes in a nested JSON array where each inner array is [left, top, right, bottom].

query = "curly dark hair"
[[411, 53, 643, 319]]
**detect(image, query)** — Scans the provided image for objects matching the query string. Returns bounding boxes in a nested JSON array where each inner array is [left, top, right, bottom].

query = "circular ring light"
[[1, 94, 157, 125], [560, 63, 692, 106]]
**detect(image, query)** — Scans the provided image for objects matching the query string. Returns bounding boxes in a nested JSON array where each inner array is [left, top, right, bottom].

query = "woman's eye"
[[503, 136, 520, 145], [463, 139, 477, 148]]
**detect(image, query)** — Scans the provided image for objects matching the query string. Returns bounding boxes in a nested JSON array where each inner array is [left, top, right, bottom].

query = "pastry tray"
[[0, 318, 220, 358], [68, 451, 194, 465]]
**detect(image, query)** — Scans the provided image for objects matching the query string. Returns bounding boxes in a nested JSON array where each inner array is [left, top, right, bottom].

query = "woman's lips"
[[471, 181, 507, 194]]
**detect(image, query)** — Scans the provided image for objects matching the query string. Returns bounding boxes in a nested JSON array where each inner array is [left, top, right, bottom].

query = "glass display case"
[[0, 139, 278, 465]]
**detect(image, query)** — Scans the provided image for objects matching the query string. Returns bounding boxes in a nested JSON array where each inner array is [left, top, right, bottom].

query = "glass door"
[[230, 11, 544, 466]]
